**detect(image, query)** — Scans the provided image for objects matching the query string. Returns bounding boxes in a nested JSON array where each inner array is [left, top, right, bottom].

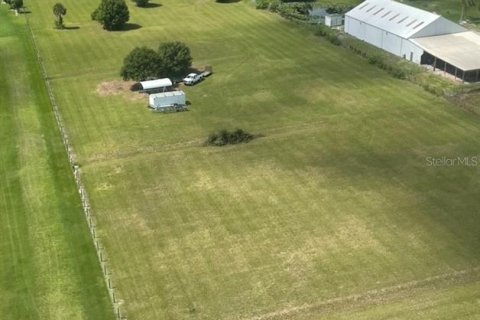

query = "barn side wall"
[[345, 16, 365, 40], [345, 15, 425, 64], [381, 32, 402, 55], [401, 40, 424, 64]]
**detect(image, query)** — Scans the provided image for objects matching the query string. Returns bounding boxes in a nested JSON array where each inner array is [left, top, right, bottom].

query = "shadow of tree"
[[120, 23, 142, 31], [18, 8, 32, 14], [143, 2, 162, 8]]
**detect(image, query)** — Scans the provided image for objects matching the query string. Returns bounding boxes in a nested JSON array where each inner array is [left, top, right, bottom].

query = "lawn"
[[0, 8, 113, 320], [23, 0, 480, 319]]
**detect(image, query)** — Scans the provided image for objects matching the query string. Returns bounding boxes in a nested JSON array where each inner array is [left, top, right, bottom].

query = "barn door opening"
[[421, 52, 434, 65]]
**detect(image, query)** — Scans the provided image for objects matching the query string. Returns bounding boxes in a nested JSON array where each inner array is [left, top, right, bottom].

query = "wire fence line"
[[24, 16, 126, 320]]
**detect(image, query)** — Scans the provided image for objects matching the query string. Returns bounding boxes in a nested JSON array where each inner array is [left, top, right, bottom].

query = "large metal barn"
[[345, 0, 480, 82]]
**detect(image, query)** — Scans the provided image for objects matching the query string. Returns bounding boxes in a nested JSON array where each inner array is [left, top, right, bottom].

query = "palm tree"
[[460, 0, 476, 23], [53, 3, 67, 29]]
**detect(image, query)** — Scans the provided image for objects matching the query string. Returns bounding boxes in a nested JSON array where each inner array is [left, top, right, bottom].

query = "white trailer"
[[149, 90, 187, 112]]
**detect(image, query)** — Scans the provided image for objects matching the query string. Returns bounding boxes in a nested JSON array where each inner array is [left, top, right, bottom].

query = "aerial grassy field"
[[24, 0, 480, 319], [0, 8, 113, 320]]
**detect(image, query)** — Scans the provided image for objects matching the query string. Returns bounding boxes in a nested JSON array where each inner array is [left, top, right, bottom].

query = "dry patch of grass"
[[96, 80, 145, 101]]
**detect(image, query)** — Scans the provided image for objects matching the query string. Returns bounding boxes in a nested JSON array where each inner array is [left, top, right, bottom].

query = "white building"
[[149, 90, 186, 110], [325, 14, 344, 28], [345, 0, 480, 82]]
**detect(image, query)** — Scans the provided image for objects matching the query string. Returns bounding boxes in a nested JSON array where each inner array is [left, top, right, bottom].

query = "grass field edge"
[[23, 14, 126, 320]]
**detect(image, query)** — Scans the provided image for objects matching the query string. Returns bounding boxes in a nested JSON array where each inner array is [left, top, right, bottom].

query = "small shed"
[[149, 91, 186, 111], [325, 14, 344, 27], [140, 78, 173, 93]]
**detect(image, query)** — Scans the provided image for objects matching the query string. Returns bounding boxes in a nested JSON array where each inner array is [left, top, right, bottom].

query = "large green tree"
[[120, 42, 193, 81], [120, 47, 162, 81], [53, 3, 67, 29], [157, 42, 193, 79], [92, 0, 129, 31]]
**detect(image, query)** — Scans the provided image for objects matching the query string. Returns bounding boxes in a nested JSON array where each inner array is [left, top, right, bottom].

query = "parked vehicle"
[[183, 73, 203, 85]]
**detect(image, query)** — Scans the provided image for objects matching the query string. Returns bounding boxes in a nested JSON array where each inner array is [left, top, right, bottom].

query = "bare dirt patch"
[[95, 80, 146, 102]]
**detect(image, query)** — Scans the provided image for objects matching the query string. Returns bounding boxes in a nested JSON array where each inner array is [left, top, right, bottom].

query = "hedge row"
[[256, 0, 313, 21]]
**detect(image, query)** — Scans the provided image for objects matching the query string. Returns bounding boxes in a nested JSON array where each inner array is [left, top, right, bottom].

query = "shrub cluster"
[[255, 0, 270, 9], [276, 3, 311, 21], [342, 37, 424, 80], [206, 129, 255, 146], [413, 73, 459, 97], [314, 24, 341, 45], [256, 1, 352, 24], [367, 55, 407, 79], [256, 0, 312, 22], [325, 4, 353, 14]]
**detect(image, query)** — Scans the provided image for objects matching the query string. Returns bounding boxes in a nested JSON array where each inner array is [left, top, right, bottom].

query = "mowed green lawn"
[[0, 8, 113, 320], [25, 0, 480, 319]]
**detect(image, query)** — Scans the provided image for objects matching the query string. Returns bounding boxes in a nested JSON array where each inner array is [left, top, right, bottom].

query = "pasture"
[[22, 0, 480, 319], [0, 8, 113, 320]]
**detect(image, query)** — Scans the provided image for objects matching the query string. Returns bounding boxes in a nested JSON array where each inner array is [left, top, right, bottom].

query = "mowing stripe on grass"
[[0, 8, 113, 320], [24, 0, 480, 319]]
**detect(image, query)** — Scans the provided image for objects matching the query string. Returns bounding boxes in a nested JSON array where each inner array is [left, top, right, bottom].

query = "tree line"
[[48, 0, 151, 31]]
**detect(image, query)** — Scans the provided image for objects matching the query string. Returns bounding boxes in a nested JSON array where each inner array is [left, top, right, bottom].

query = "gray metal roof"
[[346, 0, 440, 39], [411, 32, 480, 71]]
